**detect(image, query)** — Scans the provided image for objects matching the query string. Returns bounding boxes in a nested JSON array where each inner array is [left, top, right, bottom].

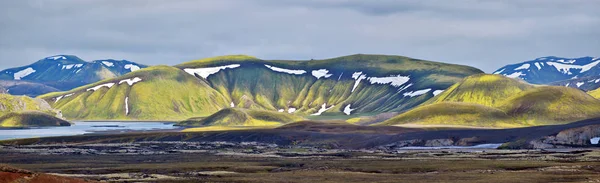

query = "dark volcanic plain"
[[1, 118, 599, 182]]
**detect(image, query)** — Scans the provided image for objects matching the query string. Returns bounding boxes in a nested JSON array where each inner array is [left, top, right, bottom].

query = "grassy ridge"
[[0, 94, 56, 116], [0, 111, 71, 127], [39, 54, 483, 121], [177, 108, 304, 127], [589, 88, 600, 99], [40, 66, 230, 120], [381, 74, 600, 127], [379, 102, 520, 128], [498, 86, 600, 125], [425, 74, 533, 107]]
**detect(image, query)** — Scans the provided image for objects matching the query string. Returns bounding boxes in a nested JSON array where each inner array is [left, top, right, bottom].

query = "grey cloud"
[[0, 0, 599, 72]]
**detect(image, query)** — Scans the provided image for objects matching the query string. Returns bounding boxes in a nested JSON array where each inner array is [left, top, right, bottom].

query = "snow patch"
[[125, 97, 130, 115], [102, 61, 114, 67], [433, 90, 445, 96], [119, 77, 142, 86], [87, 83, 115, 91], [124, 64, 141, 72], [534, 63, 541, 70], [515, 64, 530, 70], [403, 88, 432, 97], [62, 64, 83, 70], [288, 108, 296, 113], [493, 68, 505, 74], [14, 67, 36, 80], [343, 104, 355, 115], [311, 69, 333, 79], [368, 75, 410, 87], [591, 137, 599, 145], [278, 109, 285, 112], [595, 79, 600, 83], [546, 60, 600, 75], [184, 64, 241, 79], [351, 72, 367, 92], [264, 65, 306, 75], [311, 103, 334, 116], [47, 55, 66, 60], [504, 72, 524, 79], [576, 82, 584, 87], [54, 96, 63, 103]]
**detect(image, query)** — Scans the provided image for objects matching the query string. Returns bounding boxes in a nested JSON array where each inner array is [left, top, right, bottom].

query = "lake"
[[0, 121, 179, 141]]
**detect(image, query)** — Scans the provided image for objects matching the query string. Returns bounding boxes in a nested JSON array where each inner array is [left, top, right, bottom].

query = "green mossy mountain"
[[380, 74, 600, 127], [589, 88, 600, 99], [39, 54, 483, 121], [0, 112, 70, 127], [0, 94, 67, 127], [424, 74, 533, 107], [0, 94, 57, 116], [178, 108, 304, 127]]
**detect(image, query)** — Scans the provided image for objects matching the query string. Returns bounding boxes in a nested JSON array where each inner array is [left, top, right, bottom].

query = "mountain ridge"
[[0, 55, 147, 94], [39, 54, 484, 121]]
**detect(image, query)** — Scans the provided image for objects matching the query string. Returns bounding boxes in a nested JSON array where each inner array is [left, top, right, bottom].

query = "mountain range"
[[494, 56, 600, 91], [0, 55, 146, 96], [1, 53, 599, 130], [38, 54, 483, 121]]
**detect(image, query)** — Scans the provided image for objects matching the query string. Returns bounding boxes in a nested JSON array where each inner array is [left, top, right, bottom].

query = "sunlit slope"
[[424, 74, 533, 107], [380, 74, 600, 127], [40, 54, 483, 120], [39, 66, 230, 120], [379, 102, 518, 128], [589, 88, 600, 99], [0, 93, 57, 116], [178, 108, 304, 127], [498, 86, 600, 125], [0, 112, 70, 127]]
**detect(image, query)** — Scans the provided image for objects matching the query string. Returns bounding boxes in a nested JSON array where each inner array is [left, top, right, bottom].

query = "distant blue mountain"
[[0, 55, 147, 94], [493, 56, 600, 91]]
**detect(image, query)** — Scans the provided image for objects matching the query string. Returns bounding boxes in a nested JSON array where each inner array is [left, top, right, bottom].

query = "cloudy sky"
[[1, 0, 599, 72]]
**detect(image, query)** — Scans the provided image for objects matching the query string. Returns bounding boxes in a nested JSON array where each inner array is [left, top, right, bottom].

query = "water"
[[591, 137, 600, 145], [0, 121, 178, 141]]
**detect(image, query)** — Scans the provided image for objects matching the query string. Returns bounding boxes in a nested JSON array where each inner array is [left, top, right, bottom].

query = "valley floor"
[[1, 142, 600, 183]]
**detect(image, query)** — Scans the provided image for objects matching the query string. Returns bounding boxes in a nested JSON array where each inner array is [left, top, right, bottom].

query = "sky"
[[1, 0, 599, 72]]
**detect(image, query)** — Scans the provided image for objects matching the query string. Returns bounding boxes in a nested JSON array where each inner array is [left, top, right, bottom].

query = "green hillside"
[[380, 74, 600, 127], [498, 86, 600, 125], [424, 74, 533, 107], [379, 102, 518, 128], [589, 88, 600, 99], [0, 94, 57, 116], [0, 112, 71, 127], [39, 66, 230, 120], [39, 54, 483, 121], [177, 108, 304, 127]]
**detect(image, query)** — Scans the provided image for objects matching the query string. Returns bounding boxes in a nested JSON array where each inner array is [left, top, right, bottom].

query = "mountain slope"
[[39, 66, 230, 120], [589, 88, 600, 99], [494, 56, 599, 84], [40, 54, 484, 120], [0, 55, 147, 92], [380, 74, 600, 127], [498, 86, 600, 125], [178, 108, 304, 127], [379, 102, 518, 128], [0, 80, 60, 97], [494, 56, 600, 91], [0, 94, 67, 127], [424, 74, 533, 107], [0, 111, 70, 127]]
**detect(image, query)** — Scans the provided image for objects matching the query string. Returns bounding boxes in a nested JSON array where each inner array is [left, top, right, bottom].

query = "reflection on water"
[[0, 121, 178, 140]]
